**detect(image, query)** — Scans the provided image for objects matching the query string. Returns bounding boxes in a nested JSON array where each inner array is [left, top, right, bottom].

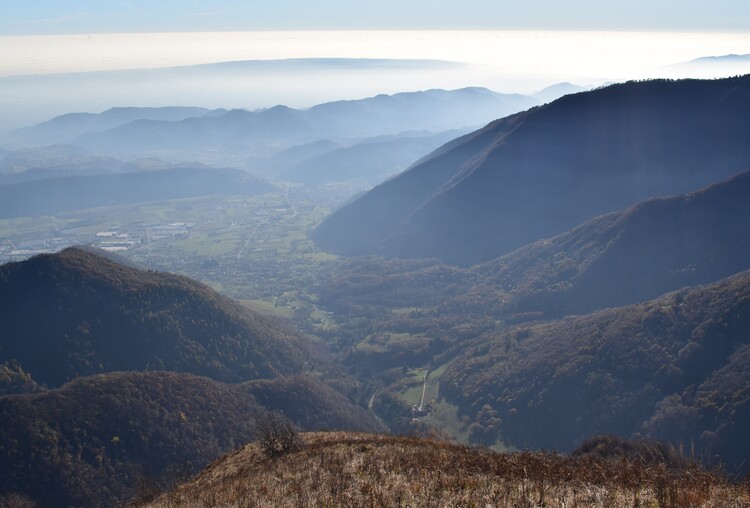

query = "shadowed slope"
[[464, 170, 750, 318], [316, 76, 750, 265]]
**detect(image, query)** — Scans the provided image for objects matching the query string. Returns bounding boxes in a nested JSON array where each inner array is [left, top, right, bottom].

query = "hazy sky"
[[2, 0, 750, 35], [2, 2, 750, 131]]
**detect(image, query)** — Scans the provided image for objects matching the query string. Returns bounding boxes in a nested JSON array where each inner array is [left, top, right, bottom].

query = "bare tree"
[[254, 410, 299, 458]]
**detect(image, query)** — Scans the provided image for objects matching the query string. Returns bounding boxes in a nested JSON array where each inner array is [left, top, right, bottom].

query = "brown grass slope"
[[144, 432, 750, 508], [442, 269, 750, 470], [0, 247, 316, 387]]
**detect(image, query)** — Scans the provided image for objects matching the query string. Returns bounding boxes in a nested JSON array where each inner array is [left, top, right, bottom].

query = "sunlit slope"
[[144, 432, 749, 508]]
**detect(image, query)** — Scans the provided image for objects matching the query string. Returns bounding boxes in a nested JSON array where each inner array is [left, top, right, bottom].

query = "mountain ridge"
[[462, 169, 750, 318], [10, 88, 539, 154], [315, 76, 750, 265]]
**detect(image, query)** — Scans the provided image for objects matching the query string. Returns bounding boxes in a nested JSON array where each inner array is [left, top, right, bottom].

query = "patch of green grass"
[[239, 299, 293, 318]]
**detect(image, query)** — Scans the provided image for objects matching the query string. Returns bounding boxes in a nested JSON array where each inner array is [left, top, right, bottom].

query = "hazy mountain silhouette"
[[303, 87, 536, 138], [0, 144, 136, 187], [0, 58, 467, 132], [315, 76, 750, 265], [279, 131, 464, 185], [665, 54, 750, 79], [77, 105, 312, 152], [267, 139, 343, 164], [533, 82, 589, 103], [9, 107, 209, 146], [0, 166, 274, 217], [8, 88, 538, 155], [467, 170, 750, 318]]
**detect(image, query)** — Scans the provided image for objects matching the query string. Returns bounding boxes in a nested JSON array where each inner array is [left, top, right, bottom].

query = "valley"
[[2, 76, 750, 506]]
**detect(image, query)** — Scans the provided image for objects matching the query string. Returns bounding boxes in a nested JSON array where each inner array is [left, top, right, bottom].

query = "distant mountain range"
[[9, 87, 539, 154], [9, 107, 210, 146], [0, 58, 470, 133], [314, 76, 750, 265], [665, 54, 750, 79], [533, 82, 589, 103], [279, 130, 465, 185]]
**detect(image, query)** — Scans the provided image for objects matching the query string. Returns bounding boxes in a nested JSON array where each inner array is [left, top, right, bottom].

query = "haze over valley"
[[2, 2, 750, 506]]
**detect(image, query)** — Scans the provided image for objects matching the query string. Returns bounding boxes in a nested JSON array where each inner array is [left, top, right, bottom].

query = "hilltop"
[[0, 246, 314, 387], [142, 432, 749, 508]]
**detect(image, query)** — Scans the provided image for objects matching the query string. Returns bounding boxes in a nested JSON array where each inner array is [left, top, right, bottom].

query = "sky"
[[1, 1, 750, 130], [2, 0, 750, 34]]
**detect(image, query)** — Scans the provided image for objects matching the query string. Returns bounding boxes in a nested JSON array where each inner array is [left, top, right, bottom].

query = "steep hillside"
[[315, 76, 750, 264], [0, 167, 275, 217], [0, 247, 314, 387], [142, 432, 748, 508], [463, 170, 750, 318], [441, 269, 750, 470], [313, 113, 527, 255]]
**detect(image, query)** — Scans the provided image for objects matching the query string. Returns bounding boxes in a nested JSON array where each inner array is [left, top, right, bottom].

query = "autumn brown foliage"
[[144, 432, 750, 508]]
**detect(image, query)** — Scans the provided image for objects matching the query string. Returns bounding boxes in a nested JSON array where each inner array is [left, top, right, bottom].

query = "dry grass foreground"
[[142, 432, 749, 507]]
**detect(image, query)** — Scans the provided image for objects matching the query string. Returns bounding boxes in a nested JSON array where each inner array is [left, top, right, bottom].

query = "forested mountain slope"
[[0, 247, 314, 387], [442, 269, 750, 471]]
